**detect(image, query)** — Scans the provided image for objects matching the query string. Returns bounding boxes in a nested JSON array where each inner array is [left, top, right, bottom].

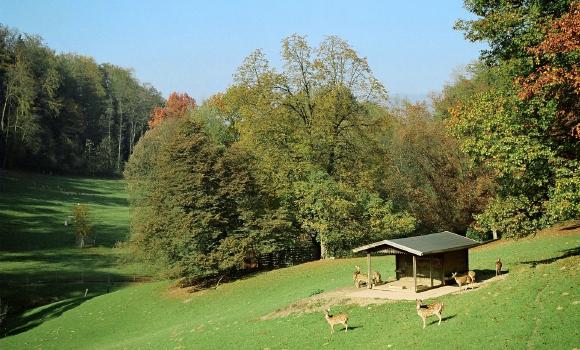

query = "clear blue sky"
[[0, 0, 485, 102]]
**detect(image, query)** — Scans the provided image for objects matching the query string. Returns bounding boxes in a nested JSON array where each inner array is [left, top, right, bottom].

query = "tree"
[[449, 0, 579, 237], [148, 92, 196, 129], [517, 1, 580, 148], [73, 204, 93, 248], [125, 113, 294, 279], [220, 35, 413, 257], [385, 101, 495, 234]]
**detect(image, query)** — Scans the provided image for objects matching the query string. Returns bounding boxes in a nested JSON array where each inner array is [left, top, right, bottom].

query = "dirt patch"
[[163, 284, 211, 301], [260, 287, 395, 320], [536, 220, 580, 237]]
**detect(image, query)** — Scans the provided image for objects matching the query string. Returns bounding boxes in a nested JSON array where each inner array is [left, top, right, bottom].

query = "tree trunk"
[[129, 119, 135, 155], [117, 101, 123, 172], [1, 93, 9, 132], [2, 115, 11, 169], [311, 235, 322, 260]]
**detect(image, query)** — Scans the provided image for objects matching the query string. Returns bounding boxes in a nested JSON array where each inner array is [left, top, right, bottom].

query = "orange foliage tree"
[[518, 1, 580, 140], [148, 92, 196, 128]]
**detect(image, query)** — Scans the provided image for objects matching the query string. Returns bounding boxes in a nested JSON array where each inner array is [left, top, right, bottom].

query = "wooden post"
[[429, 257, 433, 288], [441, 254, 445, 286], [413, 255, 417, 292], [367, 253, 372, 289]]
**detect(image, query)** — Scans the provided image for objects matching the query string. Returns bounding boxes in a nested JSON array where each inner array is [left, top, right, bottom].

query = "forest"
[[0, 25, 164, 175], [3, 1, 579, 283]]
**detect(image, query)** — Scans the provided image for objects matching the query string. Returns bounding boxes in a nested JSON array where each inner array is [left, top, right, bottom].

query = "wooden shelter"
[[352, 231, 480, 292]]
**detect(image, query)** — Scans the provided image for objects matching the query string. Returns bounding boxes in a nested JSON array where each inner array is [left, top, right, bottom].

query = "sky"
[[0, 0, 486, 102]]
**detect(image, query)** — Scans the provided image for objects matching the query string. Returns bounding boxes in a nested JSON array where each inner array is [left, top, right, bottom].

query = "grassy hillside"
[[1, 221, 578, 349], [0, 171, 151, 332]]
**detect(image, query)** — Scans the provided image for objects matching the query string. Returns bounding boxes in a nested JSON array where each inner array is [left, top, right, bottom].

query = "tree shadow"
[[470, 269, 508, 282], [521, 246, 580, 267], [0, 279, 133, 338], [3, 297, 88, 336]]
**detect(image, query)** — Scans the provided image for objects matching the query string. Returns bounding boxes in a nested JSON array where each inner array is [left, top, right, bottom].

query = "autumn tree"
[[449, 0, 579, 237], [148, 92, 196, 129]]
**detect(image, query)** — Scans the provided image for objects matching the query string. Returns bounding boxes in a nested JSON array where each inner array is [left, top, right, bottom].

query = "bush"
[[465, 228, 488, 242]]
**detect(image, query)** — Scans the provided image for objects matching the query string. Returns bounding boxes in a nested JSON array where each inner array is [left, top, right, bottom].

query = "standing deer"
[[496, 258, 502, 276], [451, 272, 473, 290], [416, 299, 444, 329], [324, 309, 348, 333]]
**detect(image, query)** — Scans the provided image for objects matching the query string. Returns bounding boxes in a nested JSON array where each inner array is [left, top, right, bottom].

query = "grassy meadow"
[[0, 171, 151, 334]]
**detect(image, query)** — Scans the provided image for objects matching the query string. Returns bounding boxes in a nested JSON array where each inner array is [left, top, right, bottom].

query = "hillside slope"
[[1, 222, 578, 349]]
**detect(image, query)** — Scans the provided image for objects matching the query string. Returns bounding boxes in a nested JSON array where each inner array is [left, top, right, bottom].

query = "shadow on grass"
[[468, 269, 508, 282], [0, 171, 129, 251], [0, 279, 134, 338], [520, 246, 580, 268], [4, 297, 88, 336], [427, 314, 456, 326], [0, 171, 140, 337]]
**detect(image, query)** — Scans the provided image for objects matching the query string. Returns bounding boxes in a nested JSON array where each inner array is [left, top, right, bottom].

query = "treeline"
[[0, 25, 164, 175], [126, 0, 579, 281]]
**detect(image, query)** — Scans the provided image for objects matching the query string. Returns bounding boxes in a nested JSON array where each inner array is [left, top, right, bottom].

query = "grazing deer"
[[496, 258, 502, 276], [451, 272, 472, 290], [468, 270, 476, 283], [324, 308, 348, 333], [416, 299, 444, 329]]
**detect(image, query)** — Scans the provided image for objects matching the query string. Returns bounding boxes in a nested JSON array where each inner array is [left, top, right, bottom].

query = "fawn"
[[451, 272, 472, 290], [324, 309, 348, 333], [496, 258, 502, 276], [416, 299, 444, 329]]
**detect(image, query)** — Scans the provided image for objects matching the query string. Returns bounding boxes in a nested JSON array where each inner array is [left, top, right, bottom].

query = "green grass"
[[1, 221, 578, 349], [0, 171, 151, 330]]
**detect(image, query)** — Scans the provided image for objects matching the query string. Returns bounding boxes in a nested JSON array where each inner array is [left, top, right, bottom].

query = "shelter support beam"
[[367, 253, 372, 289], [413, 255, 417, 292]]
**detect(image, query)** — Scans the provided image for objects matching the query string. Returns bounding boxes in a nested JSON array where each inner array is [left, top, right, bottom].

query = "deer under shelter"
[[352, 231, 480, 293]]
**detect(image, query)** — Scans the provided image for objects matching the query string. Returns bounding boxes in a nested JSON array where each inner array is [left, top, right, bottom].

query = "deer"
[[451, 272, 473, 290], [323, 308, 348, 333], [372, 270, 383, 286], [496, 258, 502, 276], [468, 270, 476, 283], [353, 265, 369, 288], [416, 299, 444, 329]]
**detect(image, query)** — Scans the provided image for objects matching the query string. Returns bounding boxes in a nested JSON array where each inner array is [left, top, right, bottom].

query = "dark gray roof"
[[352, 231, 480, 256]]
